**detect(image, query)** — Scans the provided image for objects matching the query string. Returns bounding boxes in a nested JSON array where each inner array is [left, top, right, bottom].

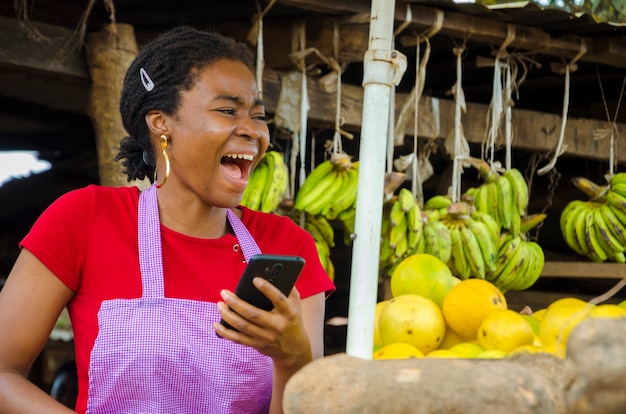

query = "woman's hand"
[[214, 277, 312, 368]]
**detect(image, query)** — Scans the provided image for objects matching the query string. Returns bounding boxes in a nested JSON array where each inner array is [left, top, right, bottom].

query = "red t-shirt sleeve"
[[20, 186, 97, 291]]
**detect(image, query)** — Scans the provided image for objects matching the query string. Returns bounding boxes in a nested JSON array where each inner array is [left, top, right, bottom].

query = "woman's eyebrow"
[[214, 95, 265, 107]]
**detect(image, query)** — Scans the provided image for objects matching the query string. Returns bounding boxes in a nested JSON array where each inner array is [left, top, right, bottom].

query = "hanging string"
[[482, 24, 515, 169], [331, 22, 350, 157], [249, 0, 276, 99], [594, 64, 626, 177], [386, 4, 414, 175], [451, 39, 468, 203], [390, 7, 443, 201], [537, 39, 588, 175]]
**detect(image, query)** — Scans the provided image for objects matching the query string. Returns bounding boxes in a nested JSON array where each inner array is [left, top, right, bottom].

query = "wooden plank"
[[541, 261, 626, 279], [276, 0, 626, 68], [261, 68, 626, 161], [0, 16, 88, 79]]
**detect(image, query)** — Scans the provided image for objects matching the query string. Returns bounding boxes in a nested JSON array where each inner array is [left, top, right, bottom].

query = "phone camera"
[[269, 263, 283, 279]]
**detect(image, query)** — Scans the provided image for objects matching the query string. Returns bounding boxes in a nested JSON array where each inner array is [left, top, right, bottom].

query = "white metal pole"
[[346, 0, 402, 359]]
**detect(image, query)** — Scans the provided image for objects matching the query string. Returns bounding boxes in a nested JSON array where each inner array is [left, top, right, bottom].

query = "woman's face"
[[162, 58, 270, 207]]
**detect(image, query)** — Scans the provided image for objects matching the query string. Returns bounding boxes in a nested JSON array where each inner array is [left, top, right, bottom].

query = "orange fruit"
[[373, 300, 391, 348], [426, 349, 458, 358], [378, 294, 446, 355], [478, 309, 535, 352], [539, 297, 593, 352], [442, 279, 507, 340], [588, 304, 626, 319], [373, 342, 424, 360], [390, 253, 455, 307]]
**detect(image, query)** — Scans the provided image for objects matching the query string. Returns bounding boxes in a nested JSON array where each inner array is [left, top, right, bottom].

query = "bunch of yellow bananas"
[[379, 189, 424, 274], [560, 173, 626, 263], [439, 201, 500, 281], [294, 153, 358, 220], [467, 165, 529, 236], [240, 151, 289, 213]]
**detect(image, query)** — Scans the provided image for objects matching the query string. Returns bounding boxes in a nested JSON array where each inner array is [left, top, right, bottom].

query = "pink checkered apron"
[[85, 185, 273, 413]]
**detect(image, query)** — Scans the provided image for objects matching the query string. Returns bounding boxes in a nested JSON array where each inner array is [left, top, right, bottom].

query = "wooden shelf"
[[541, 261, 626, 279]]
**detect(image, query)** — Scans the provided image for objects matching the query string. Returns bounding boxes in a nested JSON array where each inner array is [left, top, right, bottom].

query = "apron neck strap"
[[138, 185, 262, 298]]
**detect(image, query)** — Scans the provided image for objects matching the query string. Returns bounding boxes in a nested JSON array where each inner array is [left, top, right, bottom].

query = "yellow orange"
[[442, 279, 507, 340]]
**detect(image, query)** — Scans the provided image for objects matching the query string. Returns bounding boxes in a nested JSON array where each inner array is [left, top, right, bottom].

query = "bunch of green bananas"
[[379, 188, 424, 274], [467, 164, 529, 236], [240, 151, 289, 213], [439, 201, 500, 281], [487, 233, 545, 293], [560, 173, 626, 263], [294, 153, 358, 220], [290, 212, 336, 281], [421, 209, 452, 264]]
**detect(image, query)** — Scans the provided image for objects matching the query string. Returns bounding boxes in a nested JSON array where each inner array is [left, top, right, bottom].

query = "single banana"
[[294, 160, 335, 210], [513, 241, 545, 291], [503, 168, 529, 216], [609, 182, 626, 198], [471, 210, 501, 246], [593, 207, 625, 255], [242, 161, 270, 210], [389, 212, 408, 249], [571, 176, 608, 200], [499, 242, 532, 293], [481, 181, 501, 228], [583, 208, 608, 262], [424, 195, 452, 211], [459, 225, 486, 279], [496, 174, 515, 230], [610, 172, 626, 187], [560, 200, 589, 256], [468, 219, 497, 273], [491, 236, 527, 292], [573, 204, 591, 256], [406, 203, 423, 235], [307, 214, 336, 248], [520, 213, 547, 235], [389, 199, 406, 227], [394, 231, 409, 259], [423, 220, 440, 258], [398, 188, 417, 212], [448, 225, 471, 280], [487, 235, 522, 284], [598, 203, 626, 245], [606, 190, 626, 213], [406, 206, 423, 254]]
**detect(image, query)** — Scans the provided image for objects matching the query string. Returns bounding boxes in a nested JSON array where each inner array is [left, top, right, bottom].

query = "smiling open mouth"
[[221, 153, 254, 180]]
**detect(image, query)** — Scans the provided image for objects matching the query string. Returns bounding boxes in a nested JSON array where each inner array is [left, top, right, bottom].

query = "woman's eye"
[[219, 109, 235, 115]]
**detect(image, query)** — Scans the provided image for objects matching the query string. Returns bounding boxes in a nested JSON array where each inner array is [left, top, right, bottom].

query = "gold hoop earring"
[[154, 134, 170, 188]]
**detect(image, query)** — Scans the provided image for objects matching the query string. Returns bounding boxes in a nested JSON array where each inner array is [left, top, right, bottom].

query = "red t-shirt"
[[21, 185, 335, 413]]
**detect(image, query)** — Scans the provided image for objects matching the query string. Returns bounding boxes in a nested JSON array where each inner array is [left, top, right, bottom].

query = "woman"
[[0, 26, 335, 413]]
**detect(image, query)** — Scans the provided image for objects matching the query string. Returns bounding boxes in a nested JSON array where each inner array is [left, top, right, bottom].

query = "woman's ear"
[[145, 110, 168, 137]]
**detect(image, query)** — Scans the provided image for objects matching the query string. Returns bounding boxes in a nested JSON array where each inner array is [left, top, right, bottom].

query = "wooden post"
[[86, 23, 145, 187]]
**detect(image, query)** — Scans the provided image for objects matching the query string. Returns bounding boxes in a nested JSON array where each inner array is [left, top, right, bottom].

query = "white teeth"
[[225, 153, 254, 161]]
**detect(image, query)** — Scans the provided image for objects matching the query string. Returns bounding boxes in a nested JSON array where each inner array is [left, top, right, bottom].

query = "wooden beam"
[[0, 16, 88, 79], [274, 0, 626, 69], [541, 261, 626, 279], [261, 68, 626, 162], [1, 16, 623, 161]]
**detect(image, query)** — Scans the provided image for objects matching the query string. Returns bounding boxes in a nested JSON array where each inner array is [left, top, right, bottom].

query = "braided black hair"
[[115, 26, 255, 182]]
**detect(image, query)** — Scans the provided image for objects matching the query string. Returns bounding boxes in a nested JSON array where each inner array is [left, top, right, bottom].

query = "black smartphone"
[[219, 254, 305, 330]]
